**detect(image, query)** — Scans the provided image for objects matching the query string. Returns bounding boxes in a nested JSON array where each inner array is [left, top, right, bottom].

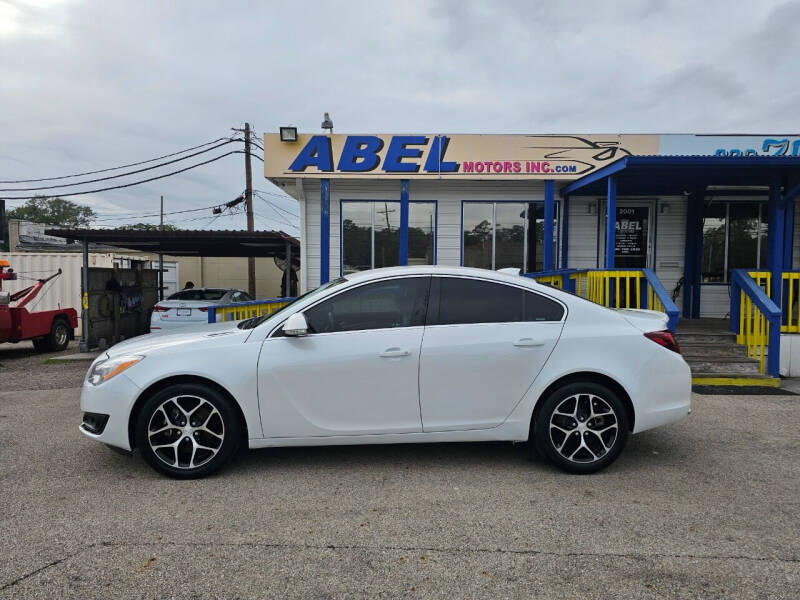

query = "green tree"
[[118, 223, 178, 231], [8, 196, 95, 227]]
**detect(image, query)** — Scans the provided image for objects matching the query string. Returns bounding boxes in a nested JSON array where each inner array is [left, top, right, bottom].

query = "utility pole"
[[244, 122, 256, 297], [158, 195, 164, 301]]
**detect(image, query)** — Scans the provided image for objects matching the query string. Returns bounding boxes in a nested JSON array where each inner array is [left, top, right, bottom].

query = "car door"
[[419, 276, 565, 432], [257, 276, 430, 438]]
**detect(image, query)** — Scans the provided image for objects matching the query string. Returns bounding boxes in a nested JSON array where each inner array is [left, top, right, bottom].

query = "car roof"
[[342, 265, 541, 288]]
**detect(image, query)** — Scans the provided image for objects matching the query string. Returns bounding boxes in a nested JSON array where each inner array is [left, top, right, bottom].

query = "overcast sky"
[[1, 0, 798, 232]]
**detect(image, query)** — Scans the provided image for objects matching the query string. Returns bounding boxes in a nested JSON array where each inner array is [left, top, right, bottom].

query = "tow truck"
[[0, 259, 78, 352]]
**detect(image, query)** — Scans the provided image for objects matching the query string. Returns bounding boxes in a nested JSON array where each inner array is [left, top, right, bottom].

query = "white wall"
[[295, 180, 794, 321], [299, 179, 546, 292]]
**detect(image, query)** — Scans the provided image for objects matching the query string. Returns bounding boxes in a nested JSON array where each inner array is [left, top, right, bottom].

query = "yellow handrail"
[[531, 274, 563, 289], [747, 271, 800, 333], [573, 270, 644, 309], [737, 287, 768, 373], [213, 299, 291, 323]]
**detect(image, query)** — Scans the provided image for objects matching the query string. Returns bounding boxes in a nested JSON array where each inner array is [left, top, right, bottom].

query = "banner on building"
[[264, 134, 660, 180]]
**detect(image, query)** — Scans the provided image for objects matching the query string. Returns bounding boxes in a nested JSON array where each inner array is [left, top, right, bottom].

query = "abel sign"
[[264, 134, 660, 180]]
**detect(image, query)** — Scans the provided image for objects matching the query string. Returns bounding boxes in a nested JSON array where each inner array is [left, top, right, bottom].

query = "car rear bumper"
[[150, 318, 209, 331], [79, 373, 141, 451], [632, 350, 692, 433]]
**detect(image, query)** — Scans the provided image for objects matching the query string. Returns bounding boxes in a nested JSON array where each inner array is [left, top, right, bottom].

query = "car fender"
[[502, 310, 661, 438], [123, 336, 264, 439]]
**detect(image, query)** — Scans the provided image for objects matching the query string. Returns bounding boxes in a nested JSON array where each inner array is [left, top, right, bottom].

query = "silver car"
[[150, 288, 252, 331]]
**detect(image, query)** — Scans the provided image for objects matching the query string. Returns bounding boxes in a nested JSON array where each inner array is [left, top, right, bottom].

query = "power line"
[[253, 211, 298, 232], [0, 150, 244, 200], [252, 187, 295, 201], [254, 192, 300, 218], [0, 136, 235, 184], [88, 203, 230, 223], [257, 203, 299, 231], [0, 139, 240, 192]]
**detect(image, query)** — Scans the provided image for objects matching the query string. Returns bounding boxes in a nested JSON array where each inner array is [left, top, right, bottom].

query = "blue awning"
[[562, 155, 800, 197]]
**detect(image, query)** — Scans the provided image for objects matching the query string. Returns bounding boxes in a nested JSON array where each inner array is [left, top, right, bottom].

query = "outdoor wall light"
[[660, 203, 671, 215], [279, 126, 298, 142], [321, 112, 334, 133], [587, 201, 597, 215]]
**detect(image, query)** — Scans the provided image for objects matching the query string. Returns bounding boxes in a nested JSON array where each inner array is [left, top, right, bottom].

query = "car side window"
[[303, 277, 430, 334], [435, 277, 564, 325], [239, 292, 253, 301]]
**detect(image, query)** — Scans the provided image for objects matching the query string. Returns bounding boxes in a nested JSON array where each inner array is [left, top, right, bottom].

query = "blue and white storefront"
[[264, 133, 800, 379]]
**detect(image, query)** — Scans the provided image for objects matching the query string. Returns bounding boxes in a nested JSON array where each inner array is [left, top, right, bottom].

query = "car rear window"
[[167, 289, 227, 301], [435, 277, 564, 325]]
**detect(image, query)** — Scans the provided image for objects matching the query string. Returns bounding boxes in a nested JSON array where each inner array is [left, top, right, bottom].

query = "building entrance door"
[[614, 205, 651, 268]]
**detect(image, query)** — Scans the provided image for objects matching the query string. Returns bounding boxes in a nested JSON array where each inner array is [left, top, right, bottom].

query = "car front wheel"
[[533, 382, 630, 474], [134, 383, 242, 479]]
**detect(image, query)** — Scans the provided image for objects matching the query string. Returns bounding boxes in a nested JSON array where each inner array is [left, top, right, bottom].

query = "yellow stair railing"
[[746, 271, 800, 333], [208, 297, 293, 323], [730, 270, 782, 376], [528, 268, 679, 330]]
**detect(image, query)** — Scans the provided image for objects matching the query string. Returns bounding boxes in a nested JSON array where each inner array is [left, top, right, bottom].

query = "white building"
[[264, 132, 800, 380]]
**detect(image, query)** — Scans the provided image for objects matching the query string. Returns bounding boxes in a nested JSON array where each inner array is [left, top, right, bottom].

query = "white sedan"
[[80, 266, 691, 478], [150, 288, 253, 331]]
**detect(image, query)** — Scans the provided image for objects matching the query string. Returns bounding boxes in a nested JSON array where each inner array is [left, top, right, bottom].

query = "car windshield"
[[168, 289, 228, 301], [237, 278, 348, 330]]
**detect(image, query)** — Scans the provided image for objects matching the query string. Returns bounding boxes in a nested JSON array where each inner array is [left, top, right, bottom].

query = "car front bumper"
[[79, 372, 142, 451]]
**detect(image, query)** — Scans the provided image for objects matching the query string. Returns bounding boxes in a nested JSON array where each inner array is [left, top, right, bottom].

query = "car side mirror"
[[282, 312, 309, 337]]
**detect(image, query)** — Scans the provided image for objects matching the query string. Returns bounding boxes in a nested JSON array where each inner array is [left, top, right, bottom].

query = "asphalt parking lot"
[[1, 342, 799, 599]]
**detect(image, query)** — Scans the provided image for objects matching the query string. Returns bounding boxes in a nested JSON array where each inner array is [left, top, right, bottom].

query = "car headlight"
[[87, 355, 144, 385]]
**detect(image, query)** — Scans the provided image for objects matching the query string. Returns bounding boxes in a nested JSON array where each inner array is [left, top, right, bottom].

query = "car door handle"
[[514, 338, 544, 347], [379, 348, 411, 358]]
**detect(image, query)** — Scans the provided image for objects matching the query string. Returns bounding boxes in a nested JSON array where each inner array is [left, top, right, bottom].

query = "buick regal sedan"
[[80, 266, 691, 478]]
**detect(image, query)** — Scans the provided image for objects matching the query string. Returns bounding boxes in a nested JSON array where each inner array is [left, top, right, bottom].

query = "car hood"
[[104, 320, 246, 359], [616, 308, 669, 333]]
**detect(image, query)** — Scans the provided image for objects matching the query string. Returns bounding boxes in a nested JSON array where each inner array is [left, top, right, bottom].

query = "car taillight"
[[198, 307, 208, 312], [152, 305, 168, 312], [644, 330, 681, 354]]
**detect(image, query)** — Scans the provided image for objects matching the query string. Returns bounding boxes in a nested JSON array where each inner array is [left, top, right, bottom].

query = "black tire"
[[32, 337, 48, 352], [135, 383, 243, 479], [532, 382, 630, 474], [47, 318, 71, 352]]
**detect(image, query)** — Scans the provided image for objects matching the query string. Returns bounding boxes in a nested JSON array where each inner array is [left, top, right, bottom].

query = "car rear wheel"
[[135, 383, 242, 479], [533, 382, 629, 474]]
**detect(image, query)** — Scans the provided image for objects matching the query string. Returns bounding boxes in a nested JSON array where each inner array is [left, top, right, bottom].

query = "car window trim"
[[268, 274, 433, 338], [428, 275, 567, 327]]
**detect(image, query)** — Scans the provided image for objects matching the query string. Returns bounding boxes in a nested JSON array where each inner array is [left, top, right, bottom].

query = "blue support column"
[[767, 178, 785, 378], [320, 179, 330, 285], [783, 196, 794, 271], [543, 180, 555, 271], [561, 194, 569, 268], [691, 194, 703, 319], [767, 178, 785, 306], [399, 179, 409, 266], [682, 194, 697, 318], [604, 176, 617, 269]]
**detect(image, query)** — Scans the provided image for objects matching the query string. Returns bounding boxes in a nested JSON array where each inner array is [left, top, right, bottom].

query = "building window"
[[462, 202, 558, 272], [701, 201, 767, 283], [341, 201, 435, 274]]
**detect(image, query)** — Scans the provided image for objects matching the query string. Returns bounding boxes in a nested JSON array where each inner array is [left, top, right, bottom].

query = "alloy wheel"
[[548, 393, 618, 464], [54, 323, 69, 347], [147, 395, 225, 469]]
